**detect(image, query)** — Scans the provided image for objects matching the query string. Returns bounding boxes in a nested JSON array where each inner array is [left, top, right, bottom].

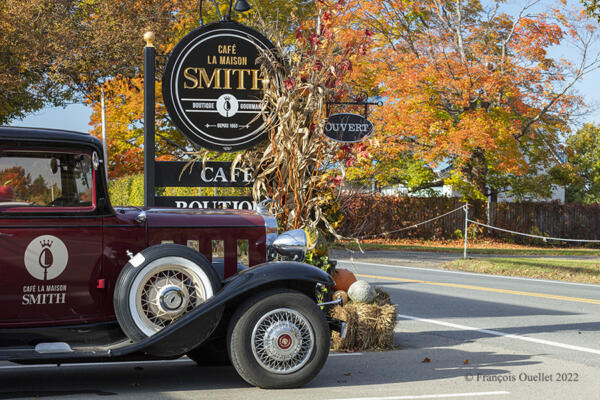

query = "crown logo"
[[224, 96, 231, 101], [40, 240, 53, 248]]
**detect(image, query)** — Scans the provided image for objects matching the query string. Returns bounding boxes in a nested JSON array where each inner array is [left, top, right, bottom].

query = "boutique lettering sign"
[[162, 21, 275, 152], [323, 113, 374, 143], [155, 196, 256, 210]]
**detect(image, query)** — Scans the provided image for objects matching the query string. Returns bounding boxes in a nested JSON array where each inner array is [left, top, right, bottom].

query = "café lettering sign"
[[163, 21, 274, 152], [155, 161, 253, 188], [323, 113, 374, 143]]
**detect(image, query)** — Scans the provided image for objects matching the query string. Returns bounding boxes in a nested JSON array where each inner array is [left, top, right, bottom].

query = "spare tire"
[[114, 244, 221, 341]]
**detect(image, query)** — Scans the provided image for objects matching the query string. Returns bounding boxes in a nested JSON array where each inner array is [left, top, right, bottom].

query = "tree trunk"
[[487, 187, 498, 237], [462, 148, 488, 197]]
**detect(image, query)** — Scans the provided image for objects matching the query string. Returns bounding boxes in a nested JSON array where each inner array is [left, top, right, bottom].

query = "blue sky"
[[10, 0, 600, 134], [13, 103, 93, 133]]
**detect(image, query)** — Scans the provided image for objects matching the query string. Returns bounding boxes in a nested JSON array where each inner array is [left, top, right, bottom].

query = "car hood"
[[136, 207, 268, 228]]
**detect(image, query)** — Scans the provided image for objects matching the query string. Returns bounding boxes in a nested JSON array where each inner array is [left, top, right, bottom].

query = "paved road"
[[335, 254, 600, 398], [0, 252, 598, 399]]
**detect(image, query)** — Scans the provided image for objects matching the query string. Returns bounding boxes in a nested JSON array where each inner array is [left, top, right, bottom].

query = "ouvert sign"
[[323, 113, 374, 143], [162, 21, 275, 152]]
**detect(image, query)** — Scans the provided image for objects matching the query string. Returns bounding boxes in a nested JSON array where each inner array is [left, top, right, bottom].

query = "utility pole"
[[100, 86, 109, 179]]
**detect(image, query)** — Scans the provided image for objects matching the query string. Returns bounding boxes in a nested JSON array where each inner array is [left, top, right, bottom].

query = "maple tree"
[[84, 0, 317, 178], [346, 0, 600, 200], [0, 0, 180, 124], [2, 0, 312, 174], [0, 0, 74, 124]]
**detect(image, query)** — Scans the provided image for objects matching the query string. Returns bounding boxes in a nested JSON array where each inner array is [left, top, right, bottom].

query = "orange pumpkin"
[[332, 268, 357, 292]]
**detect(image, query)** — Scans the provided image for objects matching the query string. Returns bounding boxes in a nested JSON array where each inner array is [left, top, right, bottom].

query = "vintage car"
[[0, 126, 345, 389]]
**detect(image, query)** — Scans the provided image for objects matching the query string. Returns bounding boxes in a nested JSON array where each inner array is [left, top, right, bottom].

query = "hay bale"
[[330, 287, 396, 351], [374, 287, 391, 306]]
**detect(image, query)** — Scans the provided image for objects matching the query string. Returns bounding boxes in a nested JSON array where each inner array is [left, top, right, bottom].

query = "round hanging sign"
[[163, 21, 274, 152]]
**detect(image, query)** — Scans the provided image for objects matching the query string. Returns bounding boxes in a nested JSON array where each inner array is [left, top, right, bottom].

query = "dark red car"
[[0, 126, 344, 389]]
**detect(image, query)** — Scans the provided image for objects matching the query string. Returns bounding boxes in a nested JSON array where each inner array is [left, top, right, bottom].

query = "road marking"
[[329, 391, 509, 400], [330, 352, 363, 356], [356, 273, 600, 305], [339, 260, 600, 288], [397, 313, 600, 356]]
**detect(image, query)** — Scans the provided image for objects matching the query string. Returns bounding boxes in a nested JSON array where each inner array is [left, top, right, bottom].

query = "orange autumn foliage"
[[346, 0, 599, 198]]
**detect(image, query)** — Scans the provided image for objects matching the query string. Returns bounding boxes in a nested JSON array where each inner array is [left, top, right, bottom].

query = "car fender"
[[112, 261, 333, 358]]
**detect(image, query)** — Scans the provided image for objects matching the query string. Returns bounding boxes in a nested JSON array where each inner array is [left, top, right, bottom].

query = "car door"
[[0, 147, 105, 327]]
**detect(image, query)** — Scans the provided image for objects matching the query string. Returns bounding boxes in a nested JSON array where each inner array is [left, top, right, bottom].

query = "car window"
[[0, 151, 94, 209]]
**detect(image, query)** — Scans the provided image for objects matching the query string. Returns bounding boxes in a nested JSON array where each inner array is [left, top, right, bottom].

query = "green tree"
[[583, 0, 600, 19], [0, 0, 182, 124], [28, 175, 51, 204], [565, 123, 600, 203]]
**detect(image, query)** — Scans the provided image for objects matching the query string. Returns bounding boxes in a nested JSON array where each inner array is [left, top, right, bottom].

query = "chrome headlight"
[[262, 215, 278, 261], [272, 229, 308, 261]]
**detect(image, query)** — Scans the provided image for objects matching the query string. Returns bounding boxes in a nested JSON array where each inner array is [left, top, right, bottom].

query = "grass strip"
[[444, 257, 600, 284], [334, 242, 600, 257]]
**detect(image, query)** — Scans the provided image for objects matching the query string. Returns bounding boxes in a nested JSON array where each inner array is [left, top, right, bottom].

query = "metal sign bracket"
[[326, 91, 383, 119]]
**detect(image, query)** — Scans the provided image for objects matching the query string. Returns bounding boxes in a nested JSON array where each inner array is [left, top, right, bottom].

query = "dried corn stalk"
[[189, 4, 370, 233], [242, 7, 370, 232]]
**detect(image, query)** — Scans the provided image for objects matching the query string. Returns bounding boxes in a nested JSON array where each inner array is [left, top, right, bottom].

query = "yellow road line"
[[356, 273, 600, 305]]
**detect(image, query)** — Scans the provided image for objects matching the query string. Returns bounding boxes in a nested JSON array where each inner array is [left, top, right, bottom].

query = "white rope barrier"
[[342, 205, 465, 264], [340, 203, 600, 264], [356, 205, 465, 240], [467, 219, 600, 243]]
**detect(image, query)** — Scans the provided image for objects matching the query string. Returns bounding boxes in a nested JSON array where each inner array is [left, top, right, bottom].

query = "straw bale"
[[330, 287, 396, 351]]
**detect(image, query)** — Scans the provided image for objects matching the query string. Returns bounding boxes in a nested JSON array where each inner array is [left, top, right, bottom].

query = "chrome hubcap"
[[159, 285, 186, 313], [136, 267, 206, 332], [251, 308, 314, 374]]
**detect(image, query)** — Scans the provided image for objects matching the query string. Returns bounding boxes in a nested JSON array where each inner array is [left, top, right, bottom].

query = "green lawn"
[[445, 257, 600, 284], [335, 241, 600, 257]]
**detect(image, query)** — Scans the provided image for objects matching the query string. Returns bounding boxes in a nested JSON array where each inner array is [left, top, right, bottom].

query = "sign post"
[[143, 20, 276, 210], [143, 31, 156, 207]]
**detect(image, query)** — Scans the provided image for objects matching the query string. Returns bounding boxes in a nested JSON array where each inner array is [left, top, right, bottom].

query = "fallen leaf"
[[344, 372, 352, 376], [464, 360, 469, 364], [422, 357, 431, 363]]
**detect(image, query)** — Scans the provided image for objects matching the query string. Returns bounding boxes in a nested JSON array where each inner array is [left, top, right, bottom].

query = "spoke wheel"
[[251, 308, 314, 374], [114, 244, 221, 341], [228, 289, 330, 389], [133, 262, 209, 334]]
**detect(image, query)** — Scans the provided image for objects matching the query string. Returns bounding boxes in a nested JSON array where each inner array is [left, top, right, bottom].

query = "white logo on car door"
[[24, 235, 68, 281]]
